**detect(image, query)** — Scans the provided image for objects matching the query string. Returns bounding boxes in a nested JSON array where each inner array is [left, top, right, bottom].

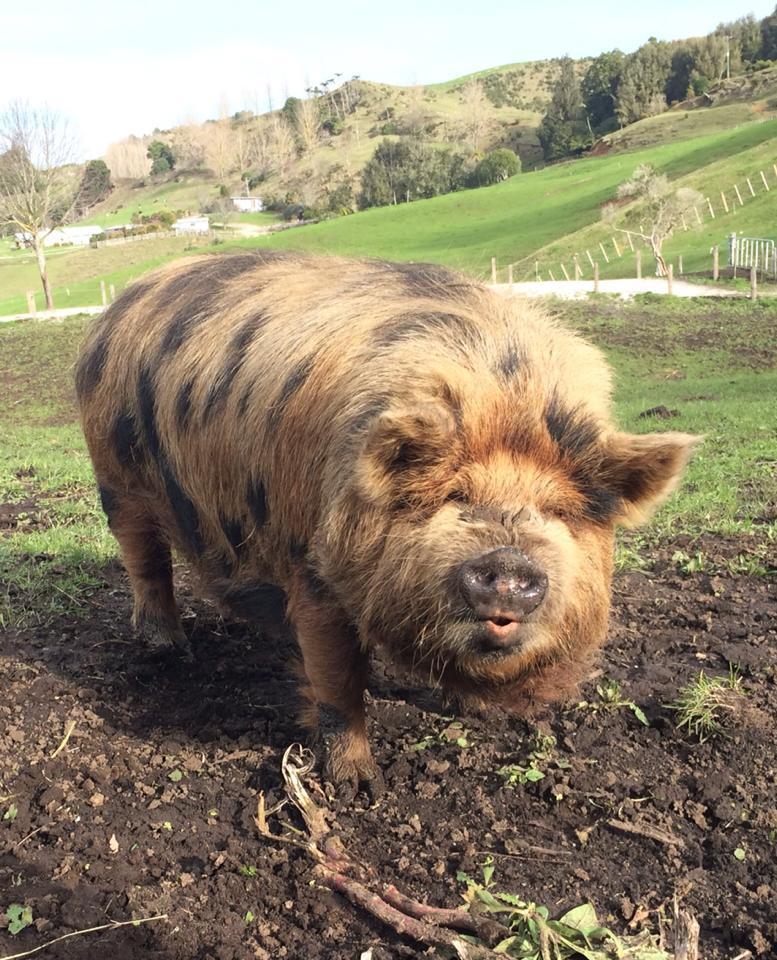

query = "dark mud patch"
[[0, 538, 775, 959]]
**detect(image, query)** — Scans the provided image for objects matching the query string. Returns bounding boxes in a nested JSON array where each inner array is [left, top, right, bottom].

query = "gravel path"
[[491, 277, 739, 299]]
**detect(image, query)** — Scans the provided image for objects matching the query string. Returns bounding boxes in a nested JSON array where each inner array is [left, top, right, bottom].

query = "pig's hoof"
[[134, 611, 193, 661], [321, 730, 381, 796]]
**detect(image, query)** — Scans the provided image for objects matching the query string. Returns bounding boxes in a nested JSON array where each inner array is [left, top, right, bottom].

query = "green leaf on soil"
[[557, 902, 599, 934], [734, 846, 746, 860], [168, 769, 183, 782], [3, 803, 18, 821], [6, 903, 33, 936], [523, 768, 545, 782]]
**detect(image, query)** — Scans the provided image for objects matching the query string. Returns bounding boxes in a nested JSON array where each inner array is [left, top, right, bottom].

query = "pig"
[[75, 251, 697, 785]]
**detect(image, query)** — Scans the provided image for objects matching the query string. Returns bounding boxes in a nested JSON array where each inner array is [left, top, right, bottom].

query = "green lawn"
[[0, 298, 774, 626]]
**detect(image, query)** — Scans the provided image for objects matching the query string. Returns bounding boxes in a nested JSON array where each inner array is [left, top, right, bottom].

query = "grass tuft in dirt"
[[670, 668, 746, 743]]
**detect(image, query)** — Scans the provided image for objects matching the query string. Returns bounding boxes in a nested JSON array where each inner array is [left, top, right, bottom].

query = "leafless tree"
[[104, 135, 151, 179], [0, 100, 83, 309], [202, 120, 235, 183], [460, 80, 490, 152], [295, 97, 321, 154], [604, 164, 702, 276]]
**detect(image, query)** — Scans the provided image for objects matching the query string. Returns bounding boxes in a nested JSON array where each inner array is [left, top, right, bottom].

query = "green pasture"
[[0, 297, 774, 627]]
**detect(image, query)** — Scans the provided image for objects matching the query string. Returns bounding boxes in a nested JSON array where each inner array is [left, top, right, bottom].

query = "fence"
[[497, 157, 777, 284], [727, 234, 777, 275]]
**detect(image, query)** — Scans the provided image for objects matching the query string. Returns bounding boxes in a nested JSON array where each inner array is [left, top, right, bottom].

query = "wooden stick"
[[746, 177, 756, 197], [0, 916, 168, 960], [734, 184, 744, 206], [594, 262, 600, 293], [598, 241, 610, 263], [560, 263, 570, 281], [50, 720, 76, 759], [490, 257, 497, 284], [720, 191, 729, 213], [760, 170, 769, 191], [706, 197, 715, 219]]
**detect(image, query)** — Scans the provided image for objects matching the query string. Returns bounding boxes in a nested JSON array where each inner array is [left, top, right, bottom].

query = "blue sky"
[[1, 0, 773, 157]]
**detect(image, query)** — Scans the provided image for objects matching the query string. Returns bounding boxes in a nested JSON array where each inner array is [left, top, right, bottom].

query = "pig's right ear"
[[354, 404, 458, 506]]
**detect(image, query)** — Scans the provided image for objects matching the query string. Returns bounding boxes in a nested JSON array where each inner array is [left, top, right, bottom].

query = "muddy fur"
[[76, 251, 698, 783]]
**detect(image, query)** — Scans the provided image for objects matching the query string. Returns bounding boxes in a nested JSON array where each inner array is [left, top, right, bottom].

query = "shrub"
[[472, 149, 521, 186]]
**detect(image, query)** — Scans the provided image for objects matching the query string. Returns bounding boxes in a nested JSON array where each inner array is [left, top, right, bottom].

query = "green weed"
[[577, 680, 649, 726], [670, 668, 745, 743], [497, 732, 562, 789]]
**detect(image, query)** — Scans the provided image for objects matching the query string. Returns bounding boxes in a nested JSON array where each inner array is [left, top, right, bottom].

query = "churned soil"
[[1, 535, 775, 960]]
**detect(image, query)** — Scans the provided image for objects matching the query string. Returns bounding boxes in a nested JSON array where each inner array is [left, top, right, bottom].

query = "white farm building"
[[172, 215, 210, 236], [230, 195, 264, 212]]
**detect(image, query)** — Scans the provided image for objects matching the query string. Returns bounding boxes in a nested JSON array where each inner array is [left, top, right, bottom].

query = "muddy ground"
[[1, 532, 775, 959]]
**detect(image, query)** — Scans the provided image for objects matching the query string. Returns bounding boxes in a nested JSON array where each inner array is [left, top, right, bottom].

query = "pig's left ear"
[[602, 431, 701, 527]]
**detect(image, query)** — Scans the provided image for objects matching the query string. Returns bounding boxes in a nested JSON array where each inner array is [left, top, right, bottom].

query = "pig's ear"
[[602, 431, 701, 527], [355, 403, 458, 505]]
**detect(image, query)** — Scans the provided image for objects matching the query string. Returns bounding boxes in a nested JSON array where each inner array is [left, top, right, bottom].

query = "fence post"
[[109, 284, 116, 302], [598, 241, 610, 264], [593, 262, 600, 294], [548, 268, 556, 282], [573, 255, 581, 280], [636, 249, 642, 280], [720, 191, 729, 213], [612, 237, 621, 257], [751, 265, 757, 300], [491, 257, 497, 284], [706, 197, 715, 219], [26, 290, 37, 317], [712, 245, 719, 281], [760, 170, 769, 191], [535, 262, 540, 281], [560, 263, 570, 281], [586, 249, 595, 269], [667, 264, 674, 295], [507, 264, 513, 287], [746, 178, 756, 197], [678, 255, 683, 275], [734, 184, 744, 206], [100, 280, 107, 306]]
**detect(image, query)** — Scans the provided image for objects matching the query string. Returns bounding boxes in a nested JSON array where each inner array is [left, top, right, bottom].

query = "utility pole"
[[724, 35, 732, 80]]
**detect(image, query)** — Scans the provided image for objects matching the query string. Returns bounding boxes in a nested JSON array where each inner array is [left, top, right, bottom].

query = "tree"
[[718, 14, 763, 65], [762, 5, 777, 60], [604, 164, 702, 276], [358, 140, 464, 209], [460, 80, 490, 151], [78, 159, 112, 210], [0, 100, 82, 309], [615, 41, 672, 125], [147, 139, 176, 176], [582, 51, 624, 128], [105, 136, 150, 179], [539, 57, 592, 160], [472, 149, 520, 186], [294, 97, 321, 154]]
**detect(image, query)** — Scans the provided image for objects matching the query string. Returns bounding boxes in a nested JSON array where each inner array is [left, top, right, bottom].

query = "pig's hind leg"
[[98, 485, 191, 658], [288, 569, 378, 790]]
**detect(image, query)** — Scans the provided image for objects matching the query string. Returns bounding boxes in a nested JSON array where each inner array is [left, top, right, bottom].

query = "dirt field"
[[1, 297, 775, 959]]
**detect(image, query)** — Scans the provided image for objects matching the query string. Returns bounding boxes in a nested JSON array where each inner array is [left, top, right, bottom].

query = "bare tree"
[[460, 80, 490, 152], [202, 119, 235, 183], [604, 164, 702, 276], [295, 97, 321, 154], [0, 100, 83, 308], [104, 135, 151, 179]]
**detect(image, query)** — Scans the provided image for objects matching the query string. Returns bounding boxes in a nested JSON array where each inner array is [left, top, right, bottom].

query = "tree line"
[[540, 9, 777, 161]]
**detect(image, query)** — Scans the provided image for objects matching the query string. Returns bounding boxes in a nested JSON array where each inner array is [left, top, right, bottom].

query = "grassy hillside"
[[2, 96, 776, 313]]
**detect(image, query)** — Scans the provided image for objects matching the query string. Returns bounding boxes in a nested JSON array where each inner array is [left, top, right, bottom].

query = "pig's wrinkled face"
[[329, 399, 697, 705]]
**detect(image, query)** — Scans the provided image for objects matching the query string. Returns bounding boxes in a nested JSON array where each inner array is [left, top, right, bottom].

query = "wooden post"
[[598, 241, 610, 264], [720, 191, 729, 213], [773, 163, 777, 179], [573, 255, 581, 280], [26, 291, 37, 317], [109, 283, 116, 301], [636, 249, 642, 280], [586, 249, 595, 269], [491, 257, 497, 284], [706, 197, 715, 219], [535, 262, 540, 281], [100, 280, 107, 306], [694, 206, 703, 225], [667, 263, 674, 295], [746, 177, 756, 197], [751, 265, 757, 300], [681, 214, 688, 231], [678, 255, 683, 275], [760, 170, 769, 191], [734, 184, 744, 206], [593, 262, 600, 294], [612, 237, 621, 257], [712, 245, 719, 281], [560, 263, 570, 281], [625, 231, 634, 251]]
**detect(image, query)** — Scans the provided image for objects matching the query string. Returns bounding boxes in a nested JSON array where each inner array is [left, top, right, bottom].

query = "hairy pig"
[[75, 252, 698, 784]]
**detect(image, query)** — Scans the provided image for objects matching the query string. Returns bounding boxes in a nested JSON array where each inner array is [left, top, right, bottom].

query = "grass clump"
[[670, 668, 745, 742]]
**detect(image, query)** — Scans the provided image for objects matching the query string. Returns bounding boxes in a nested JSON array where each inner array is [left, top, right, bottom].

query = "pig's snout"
[[458, 547, 547, 646]]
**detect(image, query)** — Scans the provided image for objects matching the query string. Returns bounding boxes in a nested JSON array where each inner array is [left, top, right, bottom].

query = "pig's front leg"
[[287, 567, 378, 788]]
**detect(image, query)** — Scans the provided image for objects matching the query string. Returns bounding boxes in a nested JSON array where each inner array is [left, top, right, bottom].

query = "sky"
[[1, 0, 773, 158]]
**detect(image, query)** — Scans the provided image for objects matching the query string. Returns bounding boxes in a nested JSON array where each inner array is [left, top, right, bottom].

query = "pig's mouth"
[[479, 614, 521, 645]]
